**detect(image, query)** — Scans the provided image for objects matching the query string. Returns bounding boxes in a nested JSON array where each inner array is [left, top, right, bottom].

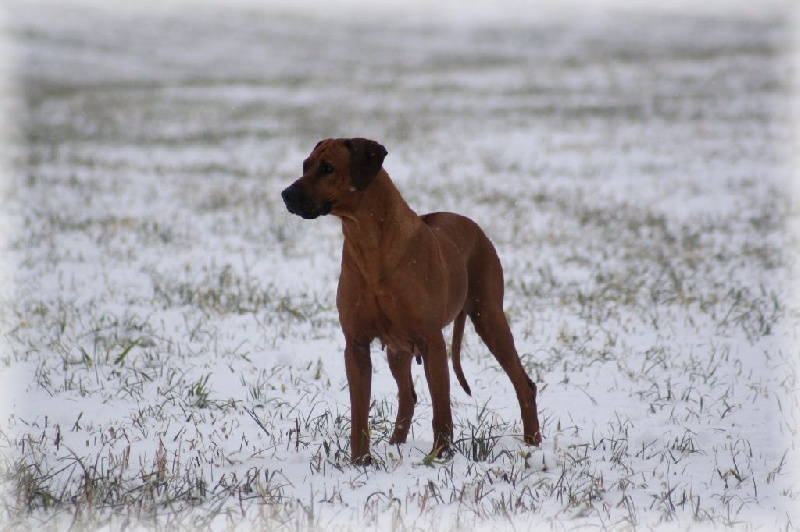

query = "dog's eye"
[[320, 163, 335, 175], [303, 159, 310, 173]]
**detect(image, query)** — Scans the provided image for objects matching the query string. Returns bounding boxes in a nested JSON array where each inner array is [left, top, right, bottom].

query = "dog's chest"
[[345, 285, 428, 354]]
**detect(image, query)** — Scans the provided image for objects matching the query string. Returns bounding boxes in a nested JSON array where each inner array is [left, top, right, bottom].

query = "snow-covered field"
[[1, 0, 798, 530]]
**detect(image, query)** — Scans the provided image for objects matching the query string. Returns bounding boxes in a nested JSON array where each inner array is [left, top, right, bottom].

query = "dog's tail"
[[451, 310, 472, 396]]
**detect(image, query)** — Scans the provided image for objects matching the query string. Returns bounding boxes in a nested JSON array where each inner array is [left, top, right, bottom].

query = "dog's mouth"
[[294, 201, 332, 220], [281, 184, 333, 219]]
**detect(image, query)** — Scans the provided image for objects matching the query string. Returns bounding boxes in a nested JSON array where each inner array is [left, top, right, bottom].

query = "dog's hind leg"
[[465, 238, 542, 445], [421, 333, 454, 457], [470, 305, 541, 445]]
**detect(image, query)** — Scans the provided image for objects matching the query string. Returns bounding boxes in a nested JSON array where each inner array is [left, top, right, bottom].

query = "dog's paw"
[[351, 452, 373, 466], [429, 443, 453, 461], [388, 428, 409, 445], [524, 430, 543, 446]]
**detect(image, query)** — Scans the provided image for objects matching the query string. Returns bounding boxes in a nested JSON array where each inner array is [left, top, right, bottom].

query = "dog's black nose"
[[282, 184, 303, 211], [282, 182, 331, 219]]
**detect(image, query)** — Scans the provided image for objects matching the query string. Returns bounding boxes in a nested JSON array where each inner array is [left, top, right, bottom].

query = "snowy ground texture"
[[1, 0, 798, 530]]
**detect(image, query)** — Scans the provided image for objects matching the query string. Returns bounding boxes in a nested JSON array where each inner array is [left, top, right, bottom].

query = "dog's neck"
[[338, 171, 424, 284]]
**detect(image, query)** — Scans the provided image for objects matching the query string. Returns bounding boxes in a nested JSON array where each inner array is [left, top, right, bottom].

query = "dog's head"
[[281, 138, 387, 219]]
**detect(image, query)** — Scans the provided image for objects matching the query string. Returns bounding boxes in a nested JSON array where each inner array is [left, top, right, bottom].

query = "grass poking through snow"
[[1, 2, 797, 530]]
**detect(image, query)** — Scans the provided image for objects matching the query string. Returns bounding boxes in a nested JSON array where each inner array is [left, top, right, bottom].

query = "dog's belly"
[[373, 311, 425, 356], [380, 334, 422, 356], [355, 291, 427, 356]]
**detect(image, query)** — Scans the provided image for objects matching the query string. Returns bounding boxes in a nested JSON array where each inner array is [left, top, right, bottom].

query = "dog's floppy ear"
[[345, 138, 387, 191]]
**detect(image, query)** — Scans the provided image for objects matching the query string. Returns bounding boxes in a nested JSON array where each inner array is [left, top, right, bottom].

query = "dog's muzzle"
[[281, 183, 332, 219]]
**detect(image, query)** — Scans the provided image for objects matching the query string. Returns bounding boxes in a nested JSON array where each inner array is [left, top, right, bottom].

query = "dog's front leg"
[[387, 349, 416, 444], [345, 337, 372, 464]]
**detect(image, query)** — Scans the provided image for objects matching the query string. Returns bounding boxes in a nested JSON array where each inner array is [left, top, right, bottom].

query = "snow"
[[0, 0, 798, 530]]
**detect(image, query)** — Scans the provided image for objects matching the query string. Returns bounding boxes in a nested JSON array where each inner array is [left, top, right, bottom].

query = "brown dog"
[[281, 138, 541, 464]]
